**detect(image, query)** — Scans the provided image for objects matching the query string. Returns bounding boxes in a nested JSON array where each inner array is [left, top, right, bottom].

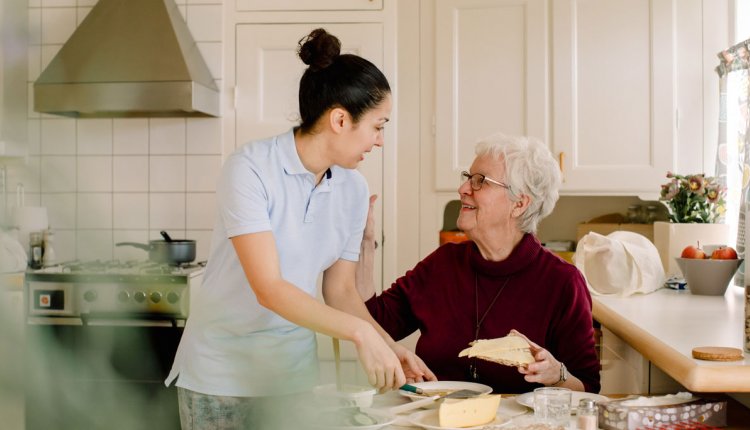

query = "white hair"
[[475, 133, 561, 233]]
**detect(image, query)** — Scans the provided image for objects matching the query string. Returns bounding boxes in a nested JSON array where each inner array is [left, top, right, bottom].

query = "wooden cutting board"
[[691, 346, 744, 361]]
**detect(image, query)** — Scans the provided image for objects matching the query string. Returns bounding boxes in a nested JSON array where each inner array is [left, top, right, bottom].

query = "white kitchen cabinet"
[[551, 0, 676, 196], [236, 0, 382, 11], [434, 0, 548, 191], [600, 327, 685, 395]]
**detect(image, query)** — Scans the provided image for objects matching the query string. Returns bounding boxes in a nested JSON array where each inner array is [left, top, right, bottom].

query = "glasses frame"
[[461, 171, 512, 192]]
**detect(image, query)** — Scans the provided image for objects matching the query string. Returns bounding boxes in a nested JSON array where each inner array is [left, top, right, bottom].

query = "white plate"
[[408, 409, 511, 430], [399, 381, 493, 402], [515, 391, 610, 413]]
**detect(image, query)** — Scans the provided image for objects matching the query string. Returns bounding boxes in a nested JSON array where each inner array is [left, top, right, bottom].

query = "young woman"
[[166, 28, 434, 429]]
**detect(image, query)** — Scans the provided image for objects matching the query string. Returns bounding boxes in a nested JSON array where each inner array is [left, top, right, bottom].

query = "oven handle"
[[27, 316, 186, 327]]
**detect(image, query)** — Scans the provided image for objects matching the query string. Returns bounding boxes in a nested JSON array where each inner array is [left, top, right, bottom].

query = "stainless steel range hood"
[[34, 0, 219, 118]]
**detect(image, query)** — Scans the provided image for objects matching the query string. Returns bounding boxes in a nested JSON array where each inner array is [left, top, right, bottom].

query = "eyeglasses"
[[461, 171, 512, 192]]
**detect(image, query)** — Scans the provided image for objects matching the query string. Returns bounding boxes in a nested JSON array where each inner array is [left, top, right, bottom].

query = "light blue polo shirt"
[[166, 129, 369, 396]]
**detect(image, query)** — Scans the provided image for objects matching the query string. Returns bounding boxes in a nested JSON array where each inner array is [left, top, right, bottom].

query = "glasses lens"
[[471, 174, 484, 190]]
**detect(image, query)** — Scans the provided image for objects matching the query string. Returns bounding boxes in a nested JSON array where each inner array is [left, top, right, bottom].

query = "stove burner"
[[40, 259, 206, 276]]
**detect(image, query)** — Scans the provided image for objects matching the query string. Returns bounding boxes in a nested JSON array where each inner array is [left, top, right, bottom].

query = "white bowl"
[[675, 258, 743, 296], [313, 384, 377, 408]]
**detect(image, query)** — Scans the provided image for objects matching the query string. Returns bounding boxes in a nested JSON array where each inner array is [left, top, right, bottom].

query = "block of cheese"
[[438, 394, 502, 428], [458, 335, 535, 367]]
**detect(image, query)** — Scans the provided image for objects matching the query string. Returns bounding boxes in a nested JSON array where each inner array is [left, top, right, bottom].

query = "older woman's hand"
[[390, 342, 438, 384], [509, 329, 562, 386]]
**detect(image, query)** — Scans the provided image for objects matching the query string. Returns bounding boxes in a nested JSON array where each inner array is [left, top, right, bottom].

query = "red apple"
[[681, 244, 706, 259], [711, 246, 738, 260]]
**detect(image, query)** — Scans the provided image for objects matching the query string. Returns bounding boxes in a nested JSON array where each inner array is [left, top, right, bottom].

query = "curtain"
[[716, 39, 750, 286]]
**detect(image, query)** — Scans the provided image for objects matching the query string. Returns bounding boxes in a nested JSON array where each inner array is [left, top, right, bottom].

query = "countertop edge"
[[593, 298, 750, 392]]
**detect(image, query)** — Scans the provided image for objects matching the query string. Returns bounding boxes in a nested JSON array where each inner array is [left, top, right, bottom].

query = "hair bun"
[[297, 28, 341, 71]]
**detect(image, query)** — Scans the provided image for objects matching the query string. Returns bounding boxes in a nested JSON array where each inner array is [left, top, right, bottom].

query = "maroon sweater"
[[366, 234, 601, 393]]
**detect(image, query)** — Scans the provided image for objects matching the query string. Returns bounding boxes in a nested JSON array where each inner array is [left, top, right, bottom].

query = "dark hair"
[[297, 28, 391, 134]]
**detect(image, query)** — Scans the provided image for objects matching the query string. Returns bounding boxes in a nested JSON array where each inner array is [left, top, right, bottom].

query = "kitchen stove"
[[25, 260, 205, 321], [24, 260, 205, 430]]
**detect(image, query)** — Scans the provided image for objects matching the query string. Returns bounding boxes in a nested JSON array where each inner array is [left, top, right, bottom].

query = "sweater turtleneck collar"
[[467, 233, 542, 278]]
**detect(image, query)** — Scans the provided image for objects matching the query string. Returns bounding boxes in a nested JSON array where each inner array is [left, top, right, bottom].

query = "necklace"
[[469, 274, 510, 380]]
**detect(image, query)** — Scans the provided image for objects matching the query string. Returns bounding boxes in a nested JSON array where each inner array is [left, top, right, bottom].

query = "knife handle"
[[399, 384, 424, 394]]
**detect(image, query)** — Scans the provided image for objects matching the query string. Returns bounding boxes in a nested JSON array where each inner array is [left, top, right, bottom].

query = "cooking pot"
[[116, 231, 196, 265]]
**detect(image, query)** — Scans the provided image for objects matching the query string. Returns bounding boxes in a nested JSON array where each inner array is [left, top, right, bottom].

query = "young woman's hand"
[[354, 324, 406, 391]]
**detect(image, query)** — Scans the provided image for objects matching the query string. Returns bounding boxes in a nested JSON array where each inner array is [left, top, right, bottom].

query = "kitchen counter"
[[592, 286, 750, 392]]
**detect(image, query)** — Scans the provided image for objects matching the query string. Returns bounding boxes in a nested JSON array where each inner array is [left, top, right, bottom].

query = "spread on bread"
[[438, 394, 502, 428], [458, 334, 535, 367]]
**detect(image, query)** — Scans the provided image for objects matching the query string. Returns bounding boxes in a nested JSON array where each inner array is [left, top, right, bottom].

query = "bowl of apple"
[[675, 244, 742, 296]]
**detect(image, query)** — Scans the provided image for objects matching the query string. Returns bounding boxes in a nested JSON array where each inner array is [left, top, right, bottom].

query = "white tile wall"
[[150, 156, 186, 192], [187, 118, 222, 154], [150, 119, 186, 154], [113, 119, 149, 155], [186, 193, 216, 229], [77, 193, 112, 229], [113, 156, 149, 192], [40, 7, 77, 45], [77, 119, 113, 155], [113, 194, 149, 230], [40, 156, 76, 192], [28, 8, 41, 45], [42, 193, 76, 230], [76, 230, 114, 261], [41, 119, 76, 155], [78, 156, 113, 192], [186, 155, 221, 191], [150, 193, 186, 230], [25, 0, 223, 261]]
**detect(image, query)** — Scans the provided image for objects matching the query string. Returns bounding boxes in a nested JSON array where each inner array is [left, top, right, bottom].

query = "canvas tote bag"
[[574, 231, 665, 296]]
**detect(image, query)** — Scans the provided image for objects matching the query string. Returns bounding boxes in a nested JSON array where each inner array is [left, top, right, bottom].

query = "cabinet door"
[[552, 0, 675, 195], [434, 0, 548, 191], [236, 0, 382, 11]]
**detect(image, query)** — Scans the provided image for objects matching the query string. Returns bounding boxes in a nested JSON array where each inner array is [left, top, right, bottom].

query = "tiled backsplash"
[[3, 0, 224, 263]]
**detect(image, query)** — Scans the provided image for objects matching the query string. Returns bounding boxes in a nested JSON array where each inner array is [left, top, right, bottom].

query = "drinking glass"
[[533, 387, 572, 425]]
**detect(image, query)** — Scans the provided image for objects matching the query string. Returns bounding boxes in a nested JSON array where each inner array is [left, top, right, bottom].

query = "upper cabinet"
[[236, 0, 382, 11], [433, 0, 705, 197], [551, 0, 676, 196], [434, 0, 548, 191]]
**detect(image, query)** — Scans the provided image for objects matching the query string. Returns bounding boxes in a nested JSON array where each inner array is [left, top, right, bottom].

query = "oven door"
[[25, 316, 184, 430]]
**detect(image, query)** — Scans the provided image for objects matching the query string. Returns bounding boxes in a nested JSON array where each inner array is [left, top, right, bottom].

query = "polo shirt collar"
[[279, 128, 334, 186]]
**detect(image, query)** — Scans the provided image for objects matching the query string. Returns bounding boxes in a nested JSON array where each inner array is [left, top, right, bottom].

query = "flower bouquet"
[[659, 172, 726, 223]]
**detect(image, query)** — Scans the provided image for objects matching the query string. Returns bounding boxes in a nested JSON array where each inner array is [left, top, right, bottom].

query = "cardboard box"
[[576, 223, 655, 243], [598, 397, 727, 430]]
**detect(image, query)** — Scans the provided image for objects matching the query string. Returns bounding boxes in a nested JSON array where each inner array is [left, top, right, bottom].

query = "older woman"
[[357, 133, 600, 393]]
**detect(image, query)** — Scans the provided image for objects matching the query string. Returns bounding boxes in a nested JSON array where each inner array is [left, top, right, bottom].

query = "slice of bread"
[[458, 335, 535, 367]]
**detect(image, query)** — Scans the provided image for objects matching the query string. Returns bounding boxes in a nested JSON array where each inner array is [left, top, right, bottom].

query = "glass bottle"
[[43, 229, 57, 267], [577, 398, 598, 430], [626, 205, 641, 223], [29, 231, 44, 269]]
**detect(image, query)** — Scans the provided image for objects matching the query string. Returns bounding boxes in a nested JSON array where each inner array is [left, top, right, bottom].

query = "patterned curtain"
[[716, 39, 750, 286]]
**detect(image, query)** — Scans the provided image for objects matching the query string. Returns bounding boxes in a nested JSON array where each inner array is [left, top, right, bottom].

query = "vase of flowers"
[[654, 172, 730, 277]]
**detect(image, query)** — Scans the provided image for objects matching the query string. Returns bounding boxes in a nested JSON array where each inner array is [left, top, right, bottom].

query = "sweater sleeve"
[[365, 250, 443, 341], [548, 266, 601, 393]]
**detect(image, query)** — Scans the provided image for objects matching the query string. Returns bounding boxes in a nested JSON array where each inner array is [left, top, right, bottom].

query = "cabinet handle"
[[558, 152, 565, 182]]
